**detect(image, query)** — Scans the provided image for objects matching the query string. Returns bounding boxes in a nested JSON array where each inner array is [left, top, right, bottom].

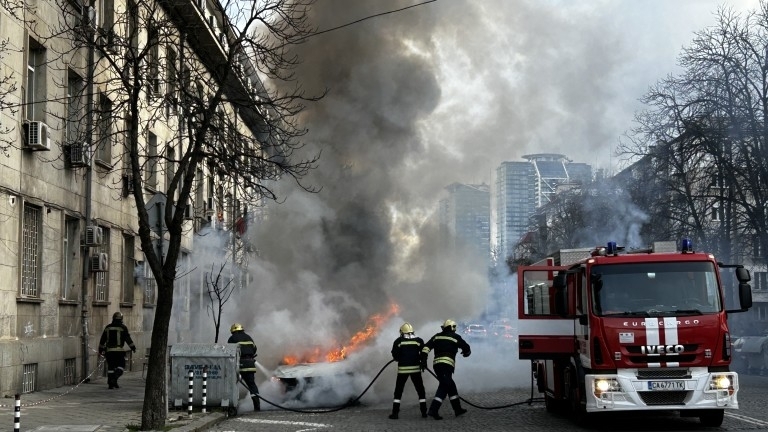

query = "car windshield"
[[591, 261, 722, 317]]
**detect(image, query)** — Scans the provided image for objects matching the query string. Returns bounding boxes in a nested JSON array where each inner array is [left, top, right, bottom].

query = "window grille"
[[94, 227, 110, 301], [144, 260, 156, 305], [22, 204, 42, 297], [22, 363, 37, 393]]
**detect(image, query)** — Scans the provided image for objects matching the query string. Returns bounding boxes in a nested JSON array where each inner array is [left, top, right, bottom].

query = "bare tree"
[[39, 0, 320, 428], [0, 0, 25, 154], [204, 263, 235, 343], [619, 1, 768, 267]]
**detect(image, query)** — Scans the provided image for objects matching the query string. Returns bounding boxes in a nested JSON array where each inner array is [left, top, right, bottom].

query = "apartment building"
[[0, 0, 260, 396]]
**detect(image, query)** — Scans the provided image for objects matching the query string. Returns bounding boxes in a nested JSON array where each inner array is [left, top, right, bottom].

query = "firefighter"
[[421, 319, 471, 420], [388, 322, 428, 419], [227, 323, 260, 411], [98, 311, 136, 389]]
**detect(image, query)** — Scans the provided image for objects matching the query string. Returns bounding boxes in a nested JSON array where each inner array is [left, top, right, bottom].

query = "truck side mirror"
[[739, 283, 753, 310], [736, 267, 751, 283]]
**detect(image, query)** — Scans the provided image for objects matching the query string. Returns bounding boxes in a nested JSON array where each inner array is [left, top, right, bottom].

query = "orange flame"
[[282, 302, 400, 365]]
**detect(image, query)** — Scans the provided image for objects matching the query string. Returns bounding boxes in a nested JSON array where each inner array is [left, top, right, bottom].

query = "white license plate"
[[647, 381, 685, 391]]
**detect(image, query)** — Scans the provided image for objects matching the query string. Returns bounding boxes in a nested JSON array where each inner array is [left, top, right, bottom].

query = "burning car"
[[272, 360, 364, 406], [271, 303, 399, 406]]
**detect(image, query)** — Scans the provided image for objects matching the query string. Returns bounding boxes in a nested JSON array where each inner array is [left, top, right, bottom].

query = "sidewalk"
[[0, 370, 226, 431]]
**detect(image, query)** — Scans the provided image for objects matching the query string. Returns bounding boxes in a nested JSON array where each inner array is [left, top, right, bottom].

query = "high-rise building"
[[439, 183, 491, 266], [496, 153, 591, 262]]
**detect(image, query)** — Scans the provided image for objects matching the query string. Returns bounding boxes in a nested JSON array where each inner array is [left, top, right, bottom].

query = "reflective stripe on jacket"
[[422, 330, 470, 370], [391, 336, 424, 374]]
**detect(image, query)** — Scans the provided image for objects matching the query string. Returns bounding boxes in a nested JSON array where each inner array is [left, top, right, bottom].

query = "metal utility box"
[[169, 343, 239, 413]]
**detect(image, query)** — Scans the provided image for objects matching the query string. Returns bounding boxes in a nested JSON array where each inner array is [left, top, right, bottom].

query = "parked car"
[[464, 324, 488, 340]]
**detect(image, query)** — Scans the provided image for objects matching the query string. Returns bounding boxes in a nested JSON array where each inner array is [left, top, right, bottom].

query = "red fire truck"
[[517, 239, 753, 426]]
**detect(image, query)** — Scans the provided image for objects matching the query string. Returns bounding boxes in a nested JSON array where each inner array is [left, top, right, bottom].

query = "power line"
[[295, 0, 438, 43]]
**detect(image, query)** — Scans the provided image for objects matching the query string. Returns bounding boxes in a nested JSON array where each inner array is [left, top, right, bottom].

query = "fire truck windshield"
[[591, 261, 721, 317]]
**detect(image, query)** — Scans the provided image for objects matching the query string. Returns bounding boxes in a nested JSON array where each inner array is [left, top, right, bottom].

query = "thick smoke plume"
[[172, 0, 759, 407]]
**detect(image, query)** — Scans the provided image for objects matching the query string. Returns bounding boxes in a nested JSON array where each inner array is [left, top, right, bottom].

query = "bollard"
[[188, 370, 194, 416], [14, 394, 20, 432], [202, 366, 208, 414]]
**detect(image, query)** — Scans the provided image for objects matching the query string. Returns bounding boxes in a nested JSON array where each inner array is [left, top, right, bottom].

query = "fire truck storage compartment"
[[169, 343, 240, 413]]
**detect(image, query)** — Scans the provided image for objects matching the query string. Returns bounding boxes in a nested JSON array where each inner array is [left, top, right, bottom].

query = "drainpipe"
[[80, 0, 96, 382]]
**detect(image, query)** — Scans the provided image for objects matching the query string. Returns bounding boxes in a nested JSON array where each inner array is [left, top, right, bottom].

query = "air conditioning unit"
[[69, 143, 91, 168], [85, 225, 103, 246], [122, 174, 135, 197], [23, 121, 51, 151], [90, 252, 109, 272]]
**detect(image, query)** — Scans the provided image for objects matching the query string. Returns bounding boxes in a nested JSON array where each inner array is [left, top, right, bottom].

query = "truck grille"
[[639, 391, 688, 405], [636, 369, 691, 379]]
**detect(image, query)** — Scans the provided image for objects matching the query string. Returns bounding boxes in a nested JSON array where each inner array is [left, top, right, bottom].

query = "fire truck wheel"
[[698, 409, 724, 427], [567, 370, 589, 425], [544, 394, 557, 412]]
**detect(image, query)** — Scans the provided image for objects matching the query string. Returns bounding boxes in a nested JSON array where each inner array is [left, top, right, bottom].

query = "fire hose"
[[241, 358, 543, 414]]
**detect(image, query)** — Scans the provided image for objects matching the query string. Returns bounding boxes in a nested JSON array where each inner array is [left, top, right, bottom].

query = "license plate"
[[647, 381, 685, 391]]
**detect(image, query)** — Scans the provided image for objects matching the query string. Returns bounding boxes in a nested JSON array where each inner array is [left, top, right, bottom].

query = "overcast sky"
[[213, 0, 765, 383]]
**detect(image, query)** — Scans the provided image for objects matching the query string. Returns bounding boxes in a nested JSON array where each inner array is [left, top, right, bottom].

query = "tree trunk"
[[141, 278, 174, 430]]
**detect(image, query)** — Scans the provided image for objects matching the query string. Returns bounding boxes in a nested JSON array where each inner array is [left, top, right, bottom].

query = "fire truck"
[[517, 239, 753, 426]]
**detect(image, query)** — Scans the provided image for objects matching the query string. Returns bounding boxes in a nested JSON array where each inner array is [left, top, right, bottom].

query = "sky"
[[183, 0, 764, 407]]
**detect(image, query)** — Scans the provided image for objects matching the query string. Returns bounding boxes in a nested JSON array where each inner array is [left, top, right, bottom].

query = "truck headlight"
[[710, 375, 731, 390], [594, 378, 621, 395]]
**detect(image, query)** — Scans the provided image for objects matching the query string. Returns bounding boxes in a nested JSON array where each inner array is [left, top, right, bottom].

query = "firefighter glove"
[[99, 350, 105, 356], [420, 358, 427, 372], [462, 350, 471, 358], [131, 346, 136, 353]]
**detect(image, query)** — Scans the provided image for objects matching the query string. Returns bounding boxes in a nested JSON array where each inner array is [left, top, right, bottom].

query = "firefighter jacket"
[[228, 330, 258, 372], [421, 329, 471, 368], [391, 334, 425, 374], [98, 320, 136, 353]]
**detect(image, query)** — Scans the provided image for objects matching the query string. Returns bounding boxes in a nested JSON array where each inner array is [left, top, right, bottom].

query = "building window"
[[146, 132, 158, 189], [144, 256, 156, 305], [22, 203, 43, 297], [755, 272, 767, 291], [62, 216, 80, 300], [22, 364, 38, 393], [754, 234, 764, 259], [98, 0, 113, 29], [96, 93, 113, 164], [93, 227, 110, 302], [26, 40, 46, 122], [67, 70, 84, 145], [165, 145, 175, 195], [711, 202, 723, 222], [122, 234, 135, 303], [758, 305, 768, 322]]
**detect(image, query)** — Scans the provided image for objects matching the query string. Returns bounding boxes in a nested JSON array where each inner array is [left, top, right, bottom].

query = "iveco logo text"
[[623, 319, 700, 327], [640, 345, 684, 355]]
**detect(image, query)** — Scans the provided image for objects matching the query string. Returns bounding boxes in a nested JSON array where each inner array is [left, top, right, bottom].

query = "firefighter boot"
[[113, 368, 123, 389], [107, 373, 116, 389], [252, 395, 260, 411], [427, 399, 443, 420], [420, 400, 428, 418], [388, 402, 400, 419], [450, 397, 467, 417]]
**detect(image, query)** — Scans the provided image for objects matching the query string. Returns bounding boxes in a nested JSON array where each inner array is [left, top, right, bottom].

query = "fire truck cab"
[[517, 239, 753, 426]]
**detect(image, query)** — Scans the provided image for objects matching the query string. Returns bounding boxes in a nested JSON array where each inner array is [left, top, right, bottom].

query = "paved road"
[[210, 374, 768, 432]]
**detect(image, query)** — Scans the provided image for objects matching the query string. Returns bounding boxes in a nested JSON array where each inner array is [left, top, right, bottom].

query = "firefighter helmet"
[[442, 319, 457, 331], [399, 322, 414, 335], [230, 323, 244, 333], [113, 312, 123, 321]]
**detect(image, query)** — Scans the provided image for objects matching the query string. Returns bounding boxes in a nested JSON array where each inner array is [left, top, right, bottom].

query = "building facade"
[[438, 183, 491, 266], [0, 0, 255, 396]]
